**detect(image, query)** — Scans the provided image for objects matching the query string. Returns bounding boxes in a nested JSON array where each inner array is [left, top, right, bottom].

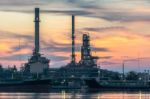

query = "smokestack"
[[71, 15, 76, 64], [34, 8, 40, 54]]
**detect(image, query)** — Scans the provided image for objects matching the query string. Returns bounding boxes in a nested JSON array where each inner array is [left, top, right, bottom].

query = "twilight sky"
[[0, 0, 150, 72]]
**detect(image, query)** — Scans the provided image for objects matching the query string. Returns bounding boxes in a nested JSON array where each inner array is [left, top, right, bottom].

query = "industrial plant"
[[0, 8, 149, 92], [21, 7, 101, 81]]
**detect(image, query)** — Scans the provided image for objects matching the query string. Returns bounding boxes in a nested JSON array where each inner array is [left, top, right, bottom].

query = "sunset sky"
[[0, 0, 150, 72]]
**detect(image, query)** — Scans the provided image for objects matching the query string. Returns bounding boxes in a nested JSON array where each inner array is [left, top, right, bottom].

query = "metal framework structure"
[[80, 34, 99, 66]]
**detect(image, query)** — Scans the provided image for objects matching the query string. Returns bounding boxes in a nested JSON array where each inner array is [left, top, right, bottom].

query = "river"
[[0, 91, 149, 99]]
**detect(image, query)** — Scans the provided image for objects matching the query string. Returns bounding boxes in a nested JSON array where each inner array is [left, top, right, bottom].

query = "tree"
[[126, 71, 138, 80]]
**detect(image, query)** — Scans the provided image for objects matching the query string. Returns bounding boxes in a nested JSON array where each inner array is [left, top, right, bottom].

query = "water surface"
[[0, 91, 149, 99]]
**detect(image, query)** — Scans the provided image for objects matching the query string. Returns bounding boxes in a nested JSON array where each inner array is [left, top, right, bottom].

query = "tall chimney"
[[71, 15, 76, 64], [34, 8, 40, 54]]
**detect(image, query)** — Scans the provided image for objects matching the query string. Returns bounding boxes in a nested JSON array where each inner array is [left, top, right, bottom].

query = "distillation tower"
[[23, 8, 49, 76], [80, 34, 99, 67]]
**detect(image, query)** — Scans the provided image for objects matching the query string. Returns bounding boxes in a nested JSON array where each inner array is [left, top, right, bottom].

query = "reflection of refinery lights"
[[139, 91, 142, 99], [62, 91, 66, 99]]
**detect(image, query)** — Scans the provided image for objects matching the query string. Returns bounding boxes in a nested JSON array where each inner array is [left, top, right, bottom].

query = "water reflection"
[[0, 91, 149, 99]]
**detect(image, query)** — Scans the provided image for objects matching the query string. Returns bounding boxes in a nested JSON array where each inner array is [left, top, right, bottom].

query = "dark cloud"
[[0, 0, 102, 17], [10, 44, 33, 53], [92, 47, 110, 52], [99, 56, 113, 59], [48, 55, 69, 61], [83, 26, 128, 32], [99, 11, 150, 22], [66, 0, 102, 9], [0, 54, 29, 61], [0, 30, 33, 40], [42, 40, 110, 53], [0, 30, 34, 52], [101, 61, 120, 65], [41, 40, 77, 52], [0, 54, 68, 62], [0, 30, 110, 63], [0, 30, 34, 53], [43, 44, 79, 52], [42, 10, 92, 15], [0, 0, 150, 23], [2, 9, 93, 16], [0, 0, 46, 6]]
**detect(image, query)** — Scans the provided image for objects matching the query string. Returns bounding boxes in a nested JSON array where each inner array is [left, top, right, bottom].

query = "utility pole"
[[122, 61, 125, 81]]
